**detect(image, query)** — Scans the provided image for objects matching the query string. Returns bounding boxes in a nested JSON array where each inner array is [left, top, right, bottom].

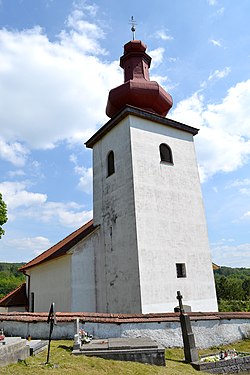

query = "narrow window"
[[160, 143, 173, 164], [107, 151, 115, 177], [176, 263, 186, 278]]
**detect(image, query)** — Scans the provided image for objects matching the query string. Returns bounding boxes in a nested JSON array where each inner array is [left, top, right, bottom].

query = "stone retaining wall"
[[192, 355, 250, 373], [0, 312, 249, 349]]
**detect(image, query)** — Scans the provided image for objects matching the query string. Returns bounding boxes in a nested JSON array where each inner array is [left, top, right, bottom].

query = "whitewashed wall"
[[129, 115, 218, 313], [2, 318, 249, 349], [28, 256, 71, 312], [70, 231, 98, 312], [92, 117, 142, 313]]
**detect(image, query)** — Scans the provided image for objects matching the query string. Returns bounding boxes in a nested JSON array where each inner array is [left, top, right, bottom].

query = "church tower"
[[86, 39, 218, 313]]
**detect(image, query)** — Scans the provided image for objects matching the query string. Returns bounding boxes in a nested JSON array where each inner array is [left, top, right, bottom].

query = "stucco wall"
[[70, 230, 98, 312], [2, 318, 249, 349], [28, 255, 72, 312], [92, 117, 142, 313], [129, 116, 218, 313]]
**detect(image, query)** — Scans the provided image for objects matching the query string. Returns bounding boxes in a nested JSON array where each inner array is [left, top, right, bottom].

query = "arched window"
[[159, 143, 173, 164], [107, 150, 115, 177]]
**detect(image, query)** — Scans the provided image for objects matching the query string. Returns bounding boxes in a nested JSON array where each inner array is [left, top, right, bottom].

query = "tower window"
[[176, 263, 186, 278], [160, 143, 173, 164], [107, 150, 115, 177]]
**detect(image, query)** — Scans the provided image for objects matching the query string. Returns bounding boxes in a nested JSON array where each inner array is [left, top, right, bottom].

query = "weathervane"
[[129, 16, 137, 40]]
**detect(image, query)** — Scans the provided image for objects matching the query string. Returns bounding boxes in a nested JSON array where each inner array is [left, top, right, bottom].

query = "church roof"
[[19, 219, 96, 271], [86, 105, 199, 148], [106, 39, 173, 118], [0, 283, 28, 307]]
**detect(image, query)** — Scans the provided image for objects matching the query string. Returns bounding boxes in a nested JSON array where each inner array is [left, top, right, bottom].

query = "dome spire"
[[106, 33, 173, 119]]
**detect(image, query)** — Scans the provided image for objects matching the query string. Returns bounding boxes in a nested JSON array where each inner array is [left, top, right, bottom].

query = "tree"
[[0, 193, 7, 238]]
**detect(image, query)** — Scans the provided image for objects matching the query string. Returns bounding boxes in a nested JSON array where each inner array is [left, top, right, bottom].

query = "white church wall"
[[28, 255, 71, 312], [129, 115, 218, 313], [92, 117, 142, 313], [70, 230, 99, 312]]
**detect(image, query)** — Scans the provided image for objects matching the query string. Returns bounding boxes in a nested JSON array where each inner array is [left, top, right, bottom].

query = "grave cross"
[[176, 291, 199, 363], [46, 302, 57, 364], [177, 291, 184, 313]]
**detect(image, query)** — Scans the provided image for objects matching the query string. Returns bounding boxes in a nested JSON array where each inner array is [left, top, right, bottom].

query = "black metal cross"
[[176, 290, 184, 313], [129, 16, 137, 40], [46, 302, 57, 364]]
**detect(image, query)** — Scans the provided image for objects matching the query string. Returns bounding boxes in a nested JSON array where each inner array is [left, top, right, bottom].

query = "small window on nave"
[[159, 143, 173, 164], [107, 150, 115, 177]]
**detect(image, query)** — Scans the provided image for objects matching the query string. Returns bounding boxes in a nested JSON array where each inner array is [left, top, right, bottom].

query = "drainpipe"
[[22, 270, 30, 312]]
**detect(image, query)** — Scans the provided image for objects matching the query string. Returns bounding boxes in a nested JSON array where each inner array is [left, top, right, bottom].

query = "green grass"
[[1, 339, 249, 375]]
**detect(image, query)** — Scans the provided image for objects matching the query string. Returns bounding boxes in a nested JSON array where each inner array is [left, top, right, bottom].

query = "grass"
[[1, 339, 249, 375]]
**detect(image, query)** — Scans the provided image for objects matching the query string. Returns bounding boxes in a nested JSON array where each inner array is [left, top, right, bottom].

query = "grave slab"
[[0, 337, 29, 367], [72, 337, 165, 366]]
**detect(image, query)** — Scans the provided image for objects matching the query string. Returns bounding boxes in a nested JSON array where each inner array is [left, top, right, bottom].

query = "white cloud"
[[0, 181, 47, 211], [155, 30, 173, 41], [208, 67, 231, 81], [207, 0, 217, 5], [209, 39, 222, 47], [149, 47, 165, 69], [170, 79, 250, 182], [228, 179, 250, 195], [211, 242, 250, 267], [0, 9, 122, 150], [230, 178, 250, 187], [0, 180, 92, 228], [0, 137, 28, 166], [8, 236, 52, 256], [7, 169, 26, 178], [31, 201, 92, 227], [70, 153, 93, 194]]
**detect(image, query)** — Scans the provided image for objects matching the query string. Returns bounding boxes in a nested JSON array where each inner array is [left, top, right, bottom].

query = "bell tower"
[[86, 38, 218, 314]]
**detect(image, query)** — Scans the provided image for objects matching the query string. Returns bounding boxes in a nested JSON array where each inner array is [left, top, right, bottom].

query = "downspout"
[[22, 270, 30, 312]]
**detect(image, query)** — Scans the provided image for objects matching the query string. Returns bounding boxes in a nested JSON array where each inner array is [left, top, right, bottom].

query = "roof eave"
[[85, 105, 199, 149]]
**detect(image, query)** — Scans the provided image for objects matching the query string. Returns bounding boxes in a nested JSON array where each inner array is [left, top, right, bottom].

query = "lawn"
[[1, 339, 249, 375]]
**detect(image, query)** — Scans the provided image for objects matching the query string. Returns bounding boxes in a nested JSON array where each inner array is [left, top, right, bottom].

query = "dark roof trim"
[[19, 219, 98, 271], [0, 283, 28, 307], [85, 105, 199, 148]]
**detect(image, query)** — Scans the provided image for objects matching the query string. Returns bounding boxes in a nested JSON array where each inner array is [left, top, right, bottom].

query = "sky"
[[0, 0, 249, 268]]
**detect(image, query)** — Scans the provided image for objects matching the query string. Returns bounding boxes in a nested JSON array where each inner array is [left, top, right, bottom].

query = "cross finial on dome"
[[129, 16, 136, 40]]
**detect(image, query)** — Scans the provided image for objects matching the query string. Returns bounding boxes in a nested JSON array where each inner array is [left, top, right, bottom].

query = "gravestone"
[[177, 291, 199, 363]]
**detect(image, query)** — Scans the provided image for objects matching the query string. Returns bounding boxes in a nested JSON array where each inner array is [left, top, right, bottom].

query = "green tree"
[[242, 277, 250, 299], [0, 193, 7, 238]]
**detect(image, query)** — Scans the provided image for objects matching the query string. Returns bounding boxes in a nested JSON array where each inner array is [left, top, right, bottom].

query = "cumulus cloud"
[[170, 79, 250, 182], [0, 181, 47, 211], [0, 180, 92, 227], [0, 7, 122, 151], [0, 137, 28, 166]]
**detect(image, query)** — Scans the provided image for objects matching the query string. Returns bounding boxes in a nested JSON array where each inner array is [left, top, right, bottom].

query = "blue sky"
[[0, 0, 249, 267]]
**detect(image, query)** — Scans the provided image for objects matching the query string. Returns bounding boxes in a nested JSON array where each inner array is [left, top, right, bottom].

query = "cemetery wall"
[[0, 312, 249, 349]]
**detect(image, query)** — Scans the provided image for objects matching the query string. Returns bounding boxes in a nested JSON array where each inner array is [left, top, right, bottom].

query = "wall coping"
[[0, 311, 249, 324]]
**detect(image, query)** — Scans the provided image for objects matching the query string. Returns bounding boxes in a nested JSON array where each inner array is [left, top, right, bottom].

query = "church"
[[18, 38, 218, 314]]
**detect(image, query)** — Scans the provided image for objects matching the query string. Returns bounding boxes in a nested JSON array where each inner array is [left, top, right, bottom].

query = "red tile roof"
[[0, 283, 28, 308], [19, 219, 97, 271]]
